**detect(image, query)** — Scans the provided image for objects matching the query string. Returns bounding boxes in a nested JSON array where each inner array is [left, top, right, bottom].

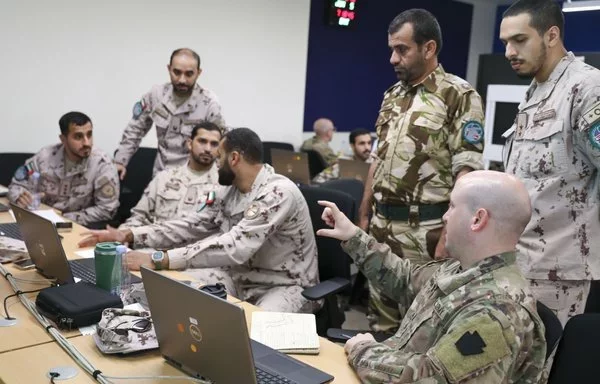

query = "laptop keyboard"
[[255, 367, 293, 384], [0, 223, 24, 241], [69, 260, 96, 283]]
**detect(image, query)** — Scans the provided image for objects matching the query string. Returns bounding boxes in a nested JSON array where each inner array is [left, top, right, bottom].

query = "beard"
[[191, 151, 214, 167], [173, 83, 193, 97], [394, 55, 426, 83], [218, 162, 236, 186], [512, 42, 547, 79]]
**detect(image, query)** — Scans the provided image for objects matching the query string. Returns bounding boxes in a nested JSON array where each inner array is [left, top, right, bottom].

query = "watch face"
[[152, 251, 164, 262]]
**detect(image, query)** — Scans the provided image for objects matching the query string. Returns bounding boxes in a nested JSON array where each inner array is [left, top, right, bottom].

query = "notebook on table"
[[250, 312, 320, 355]]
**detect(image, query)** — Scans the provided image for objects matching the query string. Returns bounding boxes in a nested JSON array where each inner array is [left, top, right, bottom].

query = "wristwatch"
[[151, 251, 165, 270]]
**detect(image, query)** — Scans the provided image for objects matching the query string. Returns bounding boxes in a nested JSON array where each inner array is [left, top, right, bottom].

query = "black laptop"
[[11, 203, 141, 285], [141, 267, 334, 384]]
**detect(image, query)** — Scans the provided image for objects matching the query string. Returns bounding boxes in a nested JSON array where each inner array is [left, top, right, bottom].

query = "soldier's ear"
[[186, 138, 192, 152], [59, 134, 66, 145]]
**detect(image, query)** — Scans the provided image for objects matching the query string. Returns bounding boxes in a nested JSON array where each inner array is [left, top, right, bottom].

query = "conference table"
[[0, 197, 359, 383]]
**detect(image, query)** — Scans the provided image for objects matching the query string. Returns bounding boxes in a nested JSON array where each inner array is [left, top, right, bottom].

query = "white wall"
[[0, 0, 310, 154]]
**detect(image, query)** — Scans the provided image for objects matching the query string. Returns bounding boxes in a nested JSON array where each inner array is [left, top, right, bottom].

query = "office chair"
[[116, 147, 157, 223], [584, 280, 600, 313], [299, 184, 355, 336], [536, 301, 562, 361], [262, 142, 294, 165], [548, 313, 600, 383], [320, 178, 364, 222], [302, 149, 328, 179], [0, 152, 35, 187]]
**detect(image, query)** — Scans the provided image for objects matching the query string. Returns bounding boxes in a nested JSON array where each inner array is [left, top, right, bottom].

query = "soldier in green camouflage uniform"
[[300, 118, 339, 166], [358, 9, 484, 332], [319, 171, 546, 383]]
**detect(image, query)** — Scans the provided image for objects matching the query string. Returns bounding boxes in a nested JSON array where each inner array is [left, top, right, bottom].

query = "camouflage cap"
[[94, 308, 158, 354]]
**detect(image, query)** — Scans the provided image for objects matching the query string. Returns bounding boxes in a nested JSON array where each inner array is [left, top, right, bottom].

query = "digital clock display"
[[325, 0, 357, 28]]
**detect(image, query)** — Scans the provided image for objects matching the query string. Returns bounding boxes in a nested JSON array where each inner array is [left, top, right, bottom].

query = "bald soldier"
[[318, 171, 545, 383], [119, 121, 221, 229], [9, 112, 119, 227], [357, 9, 485, 333], [81, 128, 319, 313], [114, 48, 225, 179], [300, 118, 339, 166]]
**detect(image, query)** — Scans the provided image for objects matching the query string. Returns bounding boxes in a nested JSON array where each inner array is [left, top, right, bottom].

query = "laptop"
[[271, 149, 311, 185], [11, 203, 141, 285], [141, 267, 334, 384], [338, 159, 370, 183]]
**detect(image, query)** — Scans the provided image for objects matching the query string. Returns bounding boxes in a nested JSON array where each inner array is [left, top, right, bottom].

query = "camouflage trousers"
[[187, 268, 316, 313], [367, 214, 443, 332]]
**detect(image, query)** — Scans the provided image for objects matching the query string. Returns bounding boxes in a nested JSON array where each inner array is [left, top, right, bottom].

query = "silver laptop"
[[141, 267, 334, 384], [11, 203, 141, 285], [338, 159, 370, 183], [271, 149, 311, 185]]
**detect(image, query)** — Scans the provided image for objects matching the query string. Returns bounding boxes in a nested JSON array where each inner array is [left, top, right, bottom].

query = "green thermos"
[[94, 242, 122, 293]]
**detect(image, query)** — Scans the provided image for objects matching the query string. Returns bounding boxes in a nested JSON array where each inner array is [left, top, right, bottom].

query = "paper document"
[[32, 209, 69, 224], [250, 312, 320, 354]]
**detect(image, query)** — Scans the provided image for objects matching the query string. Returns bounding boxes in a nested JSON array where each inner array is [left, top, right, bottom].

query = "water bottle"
[[28, 171, 42, 210], [94, 242, 121, 293], [117, 245, 131, 299]]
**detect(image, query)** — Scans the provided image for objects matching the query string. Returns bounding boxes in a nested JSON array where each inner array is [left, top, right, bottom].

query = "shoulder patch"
[[581, 101, 600, 129], [100, 183, 116, 199], [430, 313, 510, 382], [132, 100, 145, 119], [244, 202, 261, 220], [14, 165, 28, 181], [462, 121, 484, 144], [589, 122, 600, 150]]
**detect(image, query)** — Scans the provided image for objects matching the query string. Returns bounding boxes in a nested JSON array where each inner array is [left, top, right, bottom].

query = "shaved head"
[[444, 170, 532, 267], [313, 118, 335, 137]]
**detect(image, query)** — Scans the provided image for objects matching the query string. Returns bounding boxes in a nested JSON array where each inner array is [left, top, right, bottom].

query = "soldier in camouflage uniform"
[[357, 9, 484, 332], [8, 112, 119, 227], [114, 48, 226, 179], [500, 0, 600, 326], [119, 121, 222, 229], [318, 171, 545, 383], [300, 118, 339, 166], [312, 128, 373, 184], [80, 128, 319, 313]]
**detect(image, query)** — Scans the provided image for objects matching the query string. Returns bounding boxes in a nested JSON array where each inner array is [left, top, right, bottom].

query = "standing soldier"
[[114, 48, 225, 179], [357, 9, 485, 333]]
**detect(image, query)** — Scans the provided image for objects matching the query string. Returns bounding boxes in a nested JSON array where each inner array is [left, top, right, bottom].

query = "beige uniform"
[[503, 52, 600, 325], [130, 165, 320, 313], [369, 65, 485, 332], [300, 136, 338, 166], [8, 144, 119, 226], [114, 83, 225, 175], [120, 163, 220, 228]]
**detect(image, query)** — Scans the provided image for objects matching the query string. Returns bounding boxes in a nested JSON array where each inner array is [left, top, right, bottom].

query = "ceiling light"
[[563, 0, 600, 12]]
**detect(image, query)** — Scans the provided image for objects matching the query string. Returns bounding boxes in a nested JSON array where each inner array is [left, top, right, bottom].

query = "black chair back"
[[548, 313, 600, 383], [0, 153, 35, 187], [536, 301, 562, 361], [262, 142, 294, 165], [302, 149, 328, 179], [117, 147, 157, 223], [320, 178, 364, 222]]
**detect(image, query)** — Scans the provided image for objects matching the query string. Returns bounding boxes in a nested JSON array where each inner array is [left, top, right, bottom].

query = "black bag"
[[36, 282, 123, 329]]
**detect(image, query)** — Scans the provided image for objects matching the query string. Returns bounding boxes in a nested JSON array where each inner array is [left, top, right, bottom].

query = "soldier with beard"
[[113, 48, 226, 179], [8, 111, 119, 226], [119, 121, 222, 228], [80, 128, 319, 313], [500, 0, 600, 326]]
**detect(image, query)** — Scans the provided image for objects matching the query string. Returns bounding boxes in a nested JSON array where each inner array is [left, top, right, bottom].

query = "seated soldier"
[[318, 170, 546, 383], [119, 121, 222, 229], [79, 128, 319, 313], [300, 118, 338, 166], [312, 128, 373, 184], [9, 112, 119, 227]]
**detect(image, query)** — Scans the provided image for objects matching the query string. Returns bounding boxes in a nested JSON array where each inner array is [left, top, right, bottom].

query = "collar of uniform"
[[521, 52, 575, 110], [185, 161, 219, 185], [229, 164, 273, 216], [435, 251, 516, 295], [54, 144, 88, 177], [162, 83, 202, 115], [400, 64, 445, 94]]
